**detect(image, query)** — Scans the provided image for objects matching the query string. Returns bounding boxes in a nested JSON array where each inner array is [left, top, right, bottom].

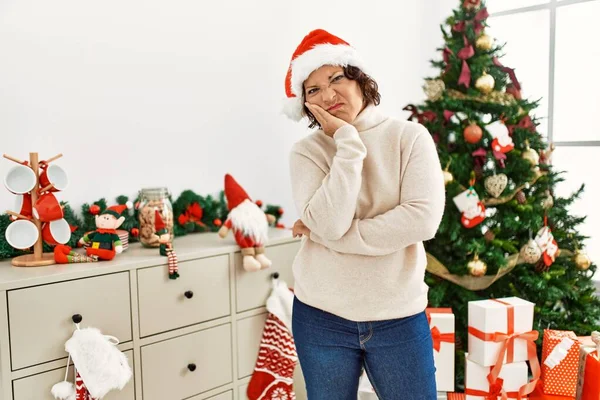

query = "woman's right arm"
[[289, 125, 367, 241]]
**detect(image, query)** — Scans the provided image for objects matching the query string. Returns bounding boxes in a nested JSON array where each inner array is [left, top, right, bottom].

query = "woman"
[[283, 29, 446, 399]]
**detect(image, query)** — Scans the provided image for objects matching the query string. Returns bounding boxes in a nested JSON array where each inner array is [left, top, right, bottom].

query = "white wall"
[[0, 0, 446, 226]]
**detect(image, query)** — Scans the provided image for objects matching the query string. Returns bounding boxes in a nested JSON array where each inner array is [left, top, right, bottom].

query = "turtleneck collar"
[[350, 103, 387, 132]]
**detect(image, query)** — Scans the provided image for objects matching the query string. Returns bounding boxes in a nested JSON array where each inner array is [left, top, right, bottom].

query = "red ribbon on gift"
[[425, 308, 455, 352], [468, 299, 541, 400], [465, 378, 521, 400]]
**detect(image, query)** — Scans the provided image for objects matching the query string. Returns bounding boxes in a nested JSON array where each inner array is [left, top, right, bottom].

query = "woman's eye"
[[307, 88, 318, 95], [332, 75, 344, 82]]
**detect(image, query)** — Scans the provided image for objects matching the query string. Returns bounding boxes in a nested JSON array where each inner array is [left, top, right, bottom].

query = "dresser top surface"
[[0, 228, 298, 290]]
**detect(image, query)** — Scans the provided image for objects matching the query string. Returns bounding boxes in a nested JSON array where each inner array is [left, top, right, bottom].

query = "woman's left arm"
[[309, 130, 445, 257]]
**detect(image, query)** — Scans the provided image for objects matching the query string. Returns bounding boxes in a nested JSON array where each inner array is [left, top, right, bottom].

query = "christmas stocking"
[[247, 279, 298, 400], [76, 372, 97, 400]]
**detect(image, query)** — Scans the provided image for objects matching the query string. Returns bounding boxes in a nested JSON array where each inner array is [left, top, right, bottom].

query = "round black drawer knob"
[[72, 314, 83, 324], [272, 272, 279, 279], [184, 291, 194, 299], [187, 363, 197, 372]]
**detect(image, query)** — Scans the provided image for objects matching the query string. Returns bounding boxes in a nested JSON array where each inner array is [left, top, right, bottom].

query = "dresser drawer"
[[235, 242, 300, 313], [8, 273, 132, 370], [238, 384, 249, 400], [137, 254, 230, 337], [141, 323, 232, 400], [190, 390, 233, 400], [12, 350, 135, 400], [236, 313, 267, 379]]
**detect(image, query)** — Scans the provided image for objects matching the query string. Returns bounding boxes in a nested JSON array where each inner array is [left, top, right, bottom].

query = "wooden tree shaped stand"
[[3, 152, 64, 267]]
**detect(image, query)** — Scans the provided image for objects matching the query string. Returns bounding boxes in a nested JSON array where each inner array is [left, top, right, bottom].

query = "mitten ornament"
[[488, 120, 514, 154], [219, 174, 272, 272], [535, 220, 558, 267], [453, 183, 486, 229]]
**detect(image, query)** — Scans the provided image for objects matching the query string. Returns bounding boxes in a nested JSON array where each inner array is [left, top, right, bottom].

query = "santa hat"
[[224, 174, 251, 211], [101, 204, 129, 219], [282, 29, 368, 121], [154, 209, 168, 235]]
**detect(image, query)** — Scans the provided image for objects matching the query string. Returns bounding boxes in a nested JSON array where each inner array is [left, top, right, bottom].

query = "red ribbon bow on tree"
[[403, 105, 437, 124], [472, 147, 506, 169]]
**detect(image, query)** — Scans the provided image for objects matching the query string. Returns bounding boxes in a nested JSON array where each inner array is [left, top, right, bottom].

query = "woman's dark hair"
[[303, 66, 381, 129]]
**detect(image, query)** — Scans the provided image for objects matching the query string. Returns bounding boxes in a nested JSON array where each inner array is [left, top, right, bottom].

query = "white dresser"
[[0, 228, 305, 400]]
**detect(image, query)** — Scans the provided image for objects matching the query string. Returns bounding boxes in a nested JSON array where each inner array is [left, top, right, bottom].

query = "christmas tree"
[[407, 0, 600, 385]]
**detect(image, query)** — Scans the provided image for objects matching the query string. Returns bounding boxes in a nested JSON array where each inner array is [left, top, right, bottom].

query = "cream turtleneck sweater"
[[288, 104, 445, 321]]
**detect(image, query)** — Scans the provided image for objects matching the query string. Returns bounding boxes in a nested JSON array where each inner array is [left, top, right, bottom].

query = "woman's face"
[[303, 65, 365, 124]]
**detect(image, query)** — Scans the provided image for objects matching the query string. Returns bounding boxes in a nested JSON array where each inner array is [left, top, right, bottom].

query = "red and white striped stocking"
[[247, 313, 298, 400], [75, 372, 97, 400], [165, 243, 179, 279]]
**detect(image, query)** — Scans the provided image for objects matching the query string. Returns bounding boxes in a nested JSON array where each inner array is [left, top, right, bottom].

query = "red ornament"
[[463, 0, 481, 10], [276, 223, 285, 229], [255, 200, 263, 207], [278, 208, 284, 215], [89, 204, 100, 215], [214, 218, 223, 227], [131, 228, 139, 237], [464, 123, 483, 144]]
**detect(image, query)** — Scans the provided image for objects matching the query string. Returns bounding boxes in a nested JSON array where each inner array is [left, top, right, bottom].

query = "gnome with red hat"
[[78, 204, 129, 261], [219, 174, 276, 272]]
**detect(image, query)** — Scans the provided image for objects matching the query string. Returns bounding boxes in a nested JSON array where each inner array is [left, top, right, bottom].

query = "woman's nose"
[[321, 86, 336, 104]]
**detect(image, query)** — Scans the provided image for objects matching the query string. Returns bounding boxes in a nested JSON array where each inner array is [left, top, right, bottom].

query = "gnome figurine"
[[219, 174, 276, 272]]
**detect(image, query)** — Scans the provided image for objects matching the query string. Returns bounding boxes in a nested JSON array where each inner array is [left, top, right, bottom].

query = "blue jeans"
[[292, 296, 437, 400]]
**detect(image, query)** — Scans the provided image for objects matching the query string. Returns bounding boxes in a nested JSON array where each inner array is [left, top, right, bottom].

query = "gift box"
[[465, 354, 529, 400], [468, 297, 535, 367], [541, 330, 580, 397], [426, 308, 456, 392], [530, 382, 575, 400], [576, 347, 599, 400]]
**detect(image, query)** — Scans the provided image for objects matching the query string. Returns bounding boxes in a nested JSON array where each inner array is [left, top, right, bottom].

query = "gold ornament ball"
[[476, 34, 494, 51], [520, 239, 542, 264], [468, 255, 487, 277], [423, 79, 446, 102], [443, 170, 454, 185], [575, 250, 592, 271], [522, 146, 540, 166], [476, 73, 495, 94]]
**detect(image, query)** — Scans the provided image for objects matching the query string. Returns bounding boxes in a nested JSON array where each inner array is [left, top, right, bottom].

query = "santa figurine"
[[78, 205, 128, 261], [219, 174, 276, 272]]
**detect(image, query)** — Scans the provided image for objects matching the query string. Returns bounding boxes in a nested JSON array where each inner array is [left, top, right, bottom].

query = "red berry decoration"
[[256, 200, 263, 207], [278, 208, 284, 215], [89, 204, 100, 215], [214, 218, 223, 227], [131, 228, 139, 237]]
